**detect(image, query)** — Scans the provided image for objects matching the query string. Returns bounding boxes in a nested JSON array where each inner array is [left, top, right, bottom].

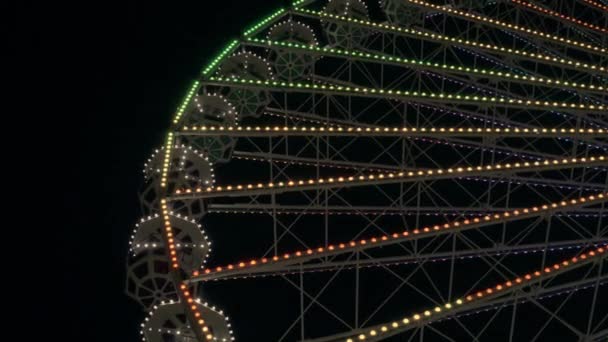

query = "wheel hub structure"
[[127, 0, 608, 341]]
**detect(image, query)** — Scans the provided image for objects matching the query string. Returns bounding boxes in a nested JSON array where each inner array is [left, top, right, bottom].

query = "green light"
[[202, 39, 239, 76], [243, 8, 286, 37], [244, 38, 605, 93], [292, 0, 307, 7], [172, 80, 200, 124]]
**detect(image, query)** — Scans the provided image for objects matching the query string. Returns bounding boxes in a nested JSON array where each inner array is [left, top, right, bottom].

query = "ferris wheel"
[[125, 0, 608, 341]]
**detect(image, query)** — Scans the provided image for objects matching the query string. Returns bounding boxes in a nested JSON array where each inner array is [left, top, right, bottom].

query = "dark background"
[[55, 0, 289, 340]]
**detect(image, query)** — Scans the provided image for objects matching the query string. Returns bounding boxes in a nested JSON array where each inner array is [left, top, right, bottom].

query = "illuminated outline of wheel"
[[127, 0, 608, 341]]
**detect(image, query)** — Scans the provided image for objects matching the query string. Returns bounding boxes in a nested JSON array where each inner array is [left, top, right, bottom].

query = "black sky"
[[57, 1, 288, 340]]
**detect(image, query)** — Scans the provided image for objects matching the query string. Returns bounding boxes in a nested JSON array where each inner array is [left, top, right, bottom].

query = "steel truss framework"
[[126, 0, 608, 341]]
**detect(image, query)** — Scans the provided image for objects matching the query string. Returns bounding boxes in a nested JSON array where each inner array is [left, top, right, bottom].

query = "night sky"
[[59, 1, 287, 340]]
